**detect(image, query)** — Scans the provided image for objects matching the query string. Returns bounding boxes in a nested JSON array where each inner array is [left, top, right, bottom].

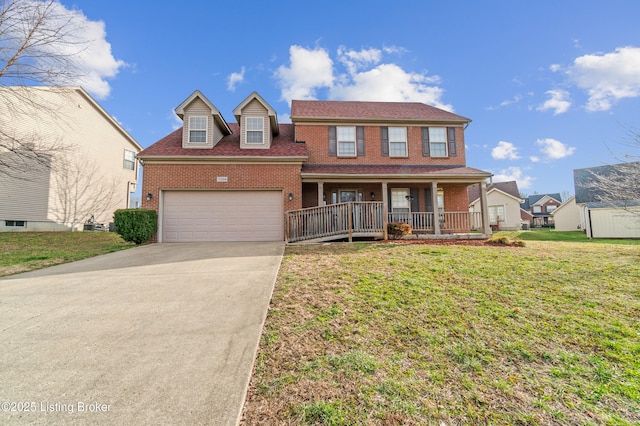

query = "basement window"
[[5, 220, 26, 227]]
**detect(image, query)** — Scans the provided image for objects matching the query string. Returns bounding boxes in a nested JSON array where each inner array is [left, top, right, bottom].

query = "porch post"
[[381, 181, 388, 239], [317, 181, 324, 206], [479, 180, 492, 236], [431, 181, 440, 235]]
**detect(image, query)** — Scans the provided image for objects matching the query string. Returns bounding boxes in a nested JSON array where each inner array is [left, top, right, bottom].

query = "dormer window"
[[189, 116, 208, 143], [246, 117, 264, 144]]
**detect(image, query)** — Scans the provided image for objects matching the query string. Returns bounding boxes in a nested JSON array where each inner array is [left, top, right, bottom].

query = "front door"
[[340, 190, 357, 203]]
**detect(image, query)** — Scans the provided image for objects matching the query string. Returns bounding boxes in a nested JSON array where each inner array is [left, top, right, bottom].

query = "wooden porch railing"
[[286, 202, 384, 243], [286, 204, 485, 242]]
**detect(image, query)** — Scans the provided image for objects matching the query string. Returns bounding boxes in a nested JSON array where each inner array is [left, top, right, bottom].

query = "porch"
[[285, 202, 487, 243]]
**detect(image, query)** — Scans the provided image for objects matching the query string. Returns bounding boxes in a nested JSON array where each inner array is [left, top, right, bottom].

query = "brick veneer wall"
[[295, 125, 467, 166], [141, 162, 303, 241]]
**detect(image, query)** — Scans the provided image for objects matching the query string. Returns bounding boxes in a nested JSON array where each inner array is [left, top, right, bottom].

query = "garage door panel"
[[162, 191, 283, 242]]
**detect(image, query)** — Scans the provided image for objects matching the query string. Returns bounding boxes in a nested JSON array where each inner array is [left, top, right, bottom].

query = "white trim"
[[188, 116, 208, 143], [245, 116, 265, 144]]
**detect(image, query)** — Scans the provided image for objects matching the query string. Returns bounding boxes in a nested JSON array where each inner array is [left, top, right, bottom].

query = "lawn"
[[0, 232, 134, 277], [242, 239, 640, 425]]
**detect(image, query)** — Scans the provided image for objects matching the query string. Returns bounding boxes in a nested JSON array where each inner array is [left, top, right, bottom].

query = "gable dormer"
[[175, 90, 231, 149], [232, 91, 279, 150]]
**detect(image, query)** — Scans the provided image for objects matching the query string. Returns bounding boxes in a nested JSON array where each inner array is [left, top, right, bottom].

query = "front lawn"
[[0, 232, 134, 277], [243, 241, 640, 425]]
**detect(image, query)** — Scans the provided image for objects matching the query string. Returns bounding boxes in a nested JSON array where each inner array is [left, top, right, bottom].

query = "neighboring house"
[[468, 180, 523, 231], [574, 162, 640, 238], [520, 193, 562, 227], [138, 90, 493, 243], [551, 196, 581, 231], [0, 86, 142, 232]]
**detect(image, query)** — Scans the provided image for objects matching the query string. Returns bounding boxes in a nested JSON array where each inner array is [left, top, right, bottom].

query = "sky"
[[27, 0, 640, 198]]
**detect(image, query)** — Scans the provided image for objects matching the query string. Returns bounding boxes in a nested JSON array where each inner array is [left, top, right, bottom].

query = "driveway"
[[0, 242, 284, 425]]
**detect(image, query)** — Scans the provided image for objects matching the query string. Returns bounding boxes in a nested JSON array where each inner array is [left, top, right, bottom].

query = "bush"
[[387, 222, 412, 239], [486, 235, 525, 247], [113, 209, 157, 245]]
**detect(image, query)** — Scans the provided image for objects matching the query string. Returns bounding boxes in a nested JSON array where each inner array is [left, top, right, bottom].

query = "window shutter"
[[381, 127, 389, 156], [422, 127, 430, 156], [356, 126, 365, 156], [424, 188, 433, 212], [447, 127, 457, 156], [410, 188, 419, 212], [328, 126, 337, 156]]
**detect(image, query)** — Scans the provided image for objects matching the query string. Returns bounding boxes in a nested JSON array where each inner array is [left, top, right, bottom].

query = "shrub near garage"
[[113, 209, 157, 245]]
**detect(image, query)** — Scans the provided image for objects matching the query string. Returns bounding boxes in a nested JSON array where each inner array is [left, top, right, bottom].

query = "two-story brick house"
[[520, 193, 562, 227], [138, 90, 492, 242]]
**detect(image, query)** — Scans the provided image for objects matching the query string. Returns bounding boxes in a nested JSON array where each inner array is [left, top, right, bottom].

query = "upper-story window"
[[123, 149, 136, 170], [246, 117, 264, 144], [188, 116, 208, 143], [547, 205, 557, 212], [429, 127, 448, 157], [337, 126, 356, 156], [389, 127, 407, 157], [533, 206, 542, 213]]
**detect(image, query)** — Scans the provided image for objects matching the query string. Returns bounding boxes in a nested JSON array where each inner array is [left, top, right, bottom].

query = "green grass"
[[0, 232, 134, 277], [243, 240, 640, 425], [507, 228, 640, 245]]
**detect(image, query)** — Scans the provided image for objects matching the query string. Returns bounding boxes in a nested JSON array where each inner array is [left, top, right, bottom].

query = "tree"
[[577, 128, 640, 212]]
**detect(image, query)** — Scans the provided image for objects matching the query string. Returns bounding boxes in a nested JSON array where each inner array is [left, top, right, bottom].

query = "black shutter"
[[381, 127, 389, 156], [410, 188, 419, 212], [425, 188, 433, 212], [356, 126, 365, 156], [328, 126, 337, 156], [422, 127, 430, 156], [447, 127, 457, 157]]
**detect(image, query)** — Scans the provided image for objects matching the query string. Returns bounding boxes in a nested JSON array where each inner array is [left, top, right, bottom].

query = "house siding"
[[240, 99, 270, 149], [181, 98, 222, 148], [0, 87, 140, 231], [295, 124, 466, 165]]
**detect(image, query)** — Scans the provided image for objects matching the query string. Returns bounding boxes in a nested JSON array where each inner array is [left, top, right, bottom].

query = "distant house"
[[469, 180, 523, 231], [573, 162, 640, 238], [520, 193, 562, 227], [0, 87, 142, 232], [551, 196, 581, 231]]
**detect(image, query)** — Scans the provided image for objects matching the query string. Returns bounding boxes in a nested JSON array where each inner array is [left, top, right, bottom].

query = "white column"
[[431, 181, 440, 235], [317, 181, 324, 206], [479, 180, 492, 236], [381, 181, 388, 239]]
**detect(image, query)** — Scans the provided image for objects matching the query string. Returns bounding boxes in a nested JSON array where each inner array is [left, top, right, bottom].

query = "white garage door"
[[162, 191, 283, 242]]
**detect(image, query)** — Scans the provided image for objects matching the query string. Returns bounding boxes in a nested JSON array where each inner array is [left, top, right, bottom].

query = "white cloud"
[[568, 46, 640, 111], [493, 167, 534, 189], [530, 156, 540, 163], [274, 45, 451, 110], [537, 89, 571, 115], [491, 141, 520, 160], [10, 0, 127, 99], [274, 45, 334, 103], [536, 138, 576, 159], [549, 64, 561, 72], [227, 67, 246, 91]]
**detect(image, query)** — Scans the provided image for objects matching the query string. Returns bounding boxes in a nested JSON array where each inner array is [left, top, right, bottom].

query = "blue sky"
[[57, 0, 640, 198]]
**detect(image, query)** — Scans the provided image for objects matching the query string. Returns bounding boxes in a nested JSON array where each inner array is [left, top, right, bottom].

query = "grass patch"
[[242, 241, 640, 425], [0, 232, 134, 277], [509, 228, 640, 245]]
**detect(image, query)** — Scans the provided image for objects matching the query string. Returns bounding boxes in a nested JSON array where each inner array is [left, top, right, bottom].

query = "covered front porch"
[[287, 168, 493, 243]]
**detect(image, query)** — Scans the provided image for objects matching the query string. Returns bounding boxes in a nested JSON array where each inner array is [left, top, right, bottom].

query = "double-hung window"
[[489, 205, 505, 224], [337, 126, 356, 156], [189, 116, 207, 143], [429, 127, 447, 157], [389, 127, 407, 157], [123, 149, 135, 170], [246, 117, 264, 144]]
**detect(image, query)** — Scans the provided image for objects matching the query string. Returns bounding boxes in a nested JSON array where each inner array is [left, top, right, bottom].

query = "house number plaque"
[[216, 176, 228, 183]]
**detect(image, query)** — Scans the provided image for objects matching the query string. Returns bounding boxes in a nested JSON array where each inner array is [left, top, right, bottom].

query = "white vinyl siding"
[[337, 126, 356, 156], [429, 127, 447, 157], [188, 116, 208, 143], [389, 127, 407, 157], [245, 117, 264, 144]]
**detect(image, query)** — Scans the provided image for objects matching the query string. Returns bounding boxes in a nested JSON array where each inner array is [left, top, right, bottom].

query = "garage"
[[161, 190, 284, 242]]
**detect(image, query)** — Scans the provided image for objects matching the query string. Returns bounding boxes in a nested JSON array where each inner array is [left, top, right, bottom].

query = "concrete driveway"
[[0, 242, 284, 425]]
